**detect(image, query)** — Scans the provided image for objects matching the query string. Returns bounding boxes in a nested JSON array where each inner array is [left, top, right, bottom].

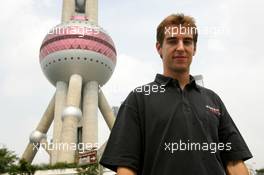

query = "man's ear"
[[156, 42, 163, 59]]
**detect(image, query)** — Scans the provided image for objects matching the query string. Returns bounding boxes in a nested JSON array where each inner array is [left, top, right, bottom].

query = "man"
[[100, 14, 252, 175]]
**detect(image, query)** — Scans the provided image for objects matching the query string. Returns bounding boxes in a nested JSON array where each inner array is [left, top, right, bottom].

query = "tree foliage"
[[0, 147, 99, 174], [0, 147, 18, 173], [256, 168, 264, 173]]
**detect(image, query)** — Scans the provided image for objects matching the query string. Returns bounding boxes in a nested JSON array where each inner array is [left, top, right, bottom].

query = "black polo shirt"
[[100, 74, 252, 175]]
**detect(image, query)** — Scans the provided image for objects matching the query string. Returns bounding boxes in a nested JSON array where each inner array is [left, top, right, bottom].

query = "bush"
[[0, 147, 99, 175], [0, 148, 18, 173]]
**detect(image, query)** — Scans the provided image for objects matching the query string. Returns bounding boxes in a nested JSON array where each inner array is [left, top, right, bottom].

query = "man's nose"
[[176, 40, 185, 51]]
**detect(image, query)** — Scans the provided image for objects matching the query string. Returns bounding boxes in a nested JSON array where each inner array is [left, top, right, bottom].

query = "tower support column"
[[51, 81, 67, 165], [62, 0, 75, 22], [82, 81, 99, 149], [85, 0, 98, 24], [22, 95, 55, 163], [57, 74, 83, 163], [99, 89, 115, 129]]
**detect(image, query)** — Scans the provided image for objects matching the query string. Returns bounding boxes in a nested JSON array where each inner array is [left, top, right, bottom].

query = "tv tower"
[[21, 0, 116, 165]]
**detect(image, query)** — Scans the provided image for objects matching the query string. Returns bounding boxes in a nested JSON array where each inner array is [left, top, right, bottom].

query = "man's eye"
[[167, 39, 178, 44], [183, 40, 193, 45]]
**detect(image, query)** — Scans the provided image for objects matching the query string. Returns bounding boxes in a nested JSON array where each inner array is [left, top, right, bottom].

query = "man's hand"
[[226, 160, 249, 175], [117, 167, 136, 175]]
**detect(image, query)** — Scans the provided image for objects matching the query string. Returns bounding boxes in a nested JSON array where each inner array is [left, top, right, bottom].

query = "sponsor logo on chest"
[[206, 105, 221, 116]]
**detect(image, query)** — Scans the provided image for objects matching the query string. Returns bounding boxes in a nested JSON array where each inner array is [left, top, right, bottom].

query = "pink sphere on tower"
[[39, 15, 117, 86]]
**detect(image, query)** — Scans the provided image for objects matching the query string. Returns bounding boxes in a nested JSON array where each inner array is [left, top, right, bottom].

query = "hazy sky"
[[0, 0, 263, 170]]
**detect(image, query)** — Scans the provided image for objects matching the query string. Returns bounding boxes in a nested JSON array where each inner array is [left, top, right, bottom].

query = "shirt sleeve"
[[215, 94, 253, 166], [99, 92, 142, 172]]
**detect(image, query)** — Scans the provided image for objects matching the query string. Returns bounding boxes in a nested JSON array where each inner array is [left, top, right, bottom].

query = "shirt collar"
[[154, 73, 200, 92]]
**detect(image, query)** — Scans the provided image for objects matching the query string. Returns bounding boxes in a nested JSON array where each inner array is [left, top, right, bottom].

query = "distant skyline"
[[0, 0, 263, 170]]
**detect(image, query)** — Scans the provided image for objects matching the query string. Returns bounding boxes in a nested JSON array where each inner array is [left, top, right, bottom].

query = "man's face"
[[156, 25, 196, 74]]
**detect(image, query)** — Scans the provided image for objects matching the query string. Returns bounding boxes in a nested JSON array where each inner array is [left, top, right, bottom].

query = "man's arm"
[[117, 167, 137, 175], [226, 160, 249, 175]]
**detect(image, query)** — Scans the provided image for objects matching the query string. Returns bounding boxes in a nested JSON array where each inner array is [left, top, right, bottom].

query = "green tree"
[[256, 168, 264, 174], [0, 147, 18, 173], [0, 147, 99, 174]]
